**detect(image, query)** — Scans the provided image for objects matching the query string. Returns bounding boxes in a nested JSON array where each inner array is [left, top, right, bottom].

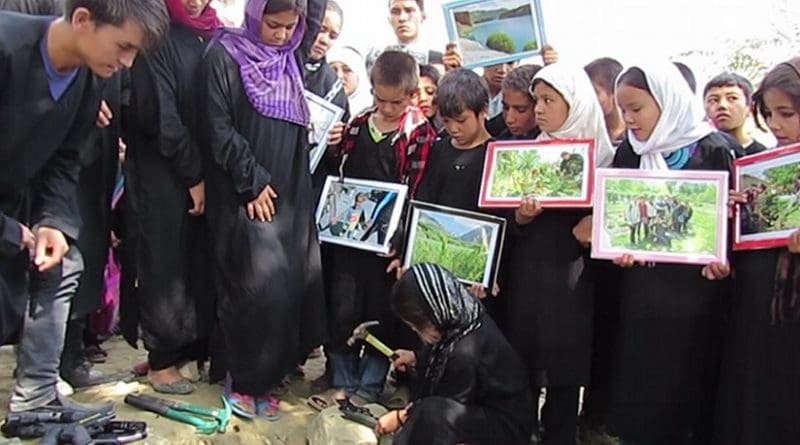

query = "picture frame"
[[305, 90, 345, 174], [316, 176, 408, 254], [479, 139, 595, 208], [442, 0, 547, 69], [591, 168, 729, 266], [733, 143, 800, 250], [403, 201, 506, 288]]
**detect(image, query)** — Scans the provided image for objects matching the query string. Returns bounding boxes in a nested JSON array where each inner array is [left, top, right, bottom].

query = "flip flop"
[[224, 391, 256, 419], [256, 397, 281, 421], [306, 395, 331, 412], [150, 378, 195, 395]]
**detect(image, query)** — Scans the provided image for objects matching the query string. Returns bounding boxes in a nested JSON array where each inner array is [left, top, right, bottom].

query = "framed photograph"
[[305, 90, 345, 174], [315, 176, 408, 254], [734, 143, 800, 250], [403, 201, 506, 288], [591, 168, 729, 266], [442, 0, 547, 69], [479, 139, 595, 208]]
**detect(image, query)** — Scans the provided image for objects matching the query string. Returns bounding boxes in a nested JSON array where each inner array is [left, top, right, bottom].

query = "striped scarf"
[[411, 263, 483, 396]]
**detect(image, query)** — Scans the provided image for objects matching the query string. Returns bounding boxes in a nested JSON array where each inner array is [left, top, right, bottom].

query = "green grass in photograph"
[[410, 217, 490, 283]]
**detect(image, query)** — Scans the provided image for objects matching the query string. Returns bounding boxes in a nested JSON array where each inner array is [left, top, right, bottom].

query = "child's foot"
[[256, 395, 281, 421], [148, 367, 195, 395]]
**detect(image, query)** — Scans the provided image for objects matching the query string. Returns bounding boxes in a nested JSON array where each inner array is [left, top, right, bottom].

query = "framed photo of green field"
[[479, 139, 595, 208], [591, 168, 729, 266], [315, 176, 408, 254], [734, 143, 800, 250], [305, 90, 345, 174], [403, 201, 506, 288], [442, 0, 547, 69]]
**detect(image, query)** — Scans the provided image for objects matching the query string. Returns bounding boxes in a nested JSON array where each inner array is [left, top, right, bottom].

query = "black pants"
[[541, 386, 580, 445], [393, 396, 528, 445], [60, 317, 87, 370]]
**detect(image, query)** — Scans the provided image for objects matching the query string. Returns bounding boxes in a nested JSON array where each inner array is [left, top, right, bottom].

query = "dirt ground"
[[0, 337, 333, 445]]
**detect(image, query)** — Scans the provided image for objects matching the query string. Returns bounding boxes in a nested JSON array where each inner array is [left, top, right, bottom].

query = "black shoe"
[[60, 362, 117, 389]]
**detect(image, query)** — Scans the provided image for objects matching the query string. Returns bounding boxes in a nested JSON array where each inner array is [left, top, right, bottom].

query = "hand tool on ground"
[[336, 398, 378, 429], [124, 394, 231, 434], [347, 321, 396, 358], [2, 406, 115, 445]]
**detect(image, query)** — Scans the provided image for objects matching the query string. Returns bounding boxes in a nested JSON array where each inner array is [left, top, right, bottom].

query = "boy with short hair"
[[703, 72, 767, 156], [492, 64, 543, 139], [0, 0, 168, 413], [324, 50, 436, 403], [366, 0, 443, 70], [585, 57, 625, 144]]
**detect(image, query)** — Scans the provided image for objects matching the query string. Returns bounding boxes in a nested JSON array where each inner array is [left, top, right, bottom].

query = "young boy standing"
[[703, 72, 767, 156], [324, 51, 436, 404], [0, 0, 168, 413]]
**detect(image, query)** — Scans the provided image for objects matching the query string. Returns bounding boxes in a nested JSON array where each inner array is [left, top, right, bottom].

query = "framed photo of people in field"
[[442, 0, 547, 69], [305, 90, 345, 174], [734, 143, 800, 250], [315, 176, 408, 254], [591, 168, 729, 266], [479, 139, 595, 208], [403, 201, 506, 288]]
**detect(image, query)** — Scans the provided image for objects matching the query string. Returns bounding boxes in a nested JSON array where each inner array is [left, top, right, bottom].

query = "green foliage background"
[[490, 150, 583, 198], [486, 32, 515, 53], [743, 162, 800, 232], [410, 219, 489, 283]]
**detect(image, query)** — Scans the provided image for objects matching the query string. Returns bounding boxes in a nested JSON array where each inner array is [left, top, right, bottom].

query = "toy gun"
[[1, 407, 115, 445]]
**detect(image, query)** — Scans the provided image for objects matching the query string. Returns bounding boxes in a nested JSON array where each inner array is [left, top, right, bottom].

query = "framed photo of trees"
[[479, 139, 595, 208], [591, 168, 730, 265], [442, 0, 547, 69], [734, 143, 800, 250]]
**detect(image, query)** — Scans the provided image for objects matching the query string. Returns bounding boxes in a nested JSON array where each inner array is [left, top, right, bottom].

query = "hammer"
[[347, 321, 396, 359]]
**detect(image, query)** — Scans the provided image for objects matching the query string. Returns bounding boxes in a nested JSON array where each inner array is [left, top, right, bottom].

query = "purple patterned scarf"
[[213, 0, 309, 125]]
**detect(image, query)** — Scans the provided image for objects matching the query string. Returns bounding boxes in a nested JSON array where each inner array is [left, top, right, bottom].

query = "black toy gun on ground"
[[1, 406, 144, 444]]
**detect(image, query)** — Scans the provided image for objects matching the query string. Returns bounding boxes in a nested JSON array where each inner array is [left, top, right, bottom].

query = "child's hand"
[[377, 245, 396, 259], [375, 409, 407, 436], [443, 42, 463, 71], [469, 283, 488, 299], [327, 122, 345, 146], [247, 185, 278, 222], [515, 196, 543, 225], [386, 259, 406, 280], [572, 215, 592, 246], [542, 44, 559, 65], [391, 349, 417, 372], [702, 262, 730, 280], [728, 190, 747, 218], [788, 230, 800, 254], [613, 254, 636, 268]]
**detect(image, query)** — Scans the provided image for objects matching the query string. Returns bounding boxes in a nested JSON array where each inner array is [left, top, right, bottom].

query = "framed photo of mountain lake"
[[591, 168, 729, 266], [305, 90, 345, 174], [403, 201, 506, 288], [316, 176, 408, 254], [479, 139, 595, 208], [442, 0, 547, 69], [734, 143, 800, 250]]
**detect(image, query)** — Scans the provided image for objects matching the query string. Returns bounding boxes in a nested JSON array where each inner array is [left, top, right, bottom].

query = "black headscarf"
[[410, 263, 483, 396]]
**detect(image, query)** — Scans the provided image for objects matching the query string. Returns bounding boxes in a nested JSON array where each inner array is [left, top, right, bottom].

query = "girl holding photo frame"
[[500, 63, 612, 445], [605, 62, 735, 445], [714, 58, 800, 445]]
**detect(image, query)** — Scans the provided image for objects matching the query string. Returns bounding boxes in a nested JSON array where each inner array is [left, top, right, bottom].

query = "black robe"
[[605, 132, 733, 444], [415, 137, 488, 213], [713, 239, 800, 442], [0, 13, 102, 343], [396, 314, 534, 445], [122, 24, 214, 357], [200, 1, 327, 395]]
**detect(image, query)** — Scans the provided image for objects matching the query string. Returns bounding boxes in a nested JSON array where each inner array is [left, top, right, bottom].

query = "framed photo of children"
[[479, 139, 595, 208], [442, 0, 547, 69], [315, 176, 408, 254], [591, 169, 729, 266], [734, 143, 800, 250], [305, 90, 345, 174], [403, 201, 506, 288]]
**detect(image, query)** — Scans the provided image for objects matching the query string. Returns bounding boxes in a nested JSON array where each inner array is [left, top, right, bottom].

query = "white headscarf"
[[616, 62, 714, 170], [327, 46, 373, 119], [532, 63, 616, 168]]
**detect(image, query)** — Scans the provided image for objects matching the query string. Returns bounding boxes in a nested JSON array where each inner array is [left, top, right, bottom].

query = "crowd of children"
[[0, 0, 799, 445]]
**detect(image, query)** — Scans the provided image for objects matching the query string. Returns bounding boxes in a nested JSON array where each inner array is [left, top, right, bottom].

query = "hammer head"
[[346, 320, 380, 347]]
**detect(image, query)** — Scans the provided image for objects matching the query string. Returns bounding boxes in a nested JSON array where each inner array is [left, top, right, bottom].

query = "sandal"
[[224, 391, 256, 419], [256, 397, 281, 421], [151, 377, 195, 395], [306, 394, 331, 412]]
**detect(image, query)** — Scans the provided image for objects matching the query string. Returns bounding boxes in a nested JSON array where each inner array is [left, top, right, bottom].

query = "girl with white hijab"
[[501, 63, 610, 444], [605, 62, 735, 445], [327, 46, 373, 119]]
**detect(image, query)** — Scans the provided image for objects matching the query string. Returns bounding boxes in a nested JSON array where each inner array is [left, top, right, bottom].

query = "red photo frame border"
[[733, 142, 800, 251], [478, 138, 596, 208]]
